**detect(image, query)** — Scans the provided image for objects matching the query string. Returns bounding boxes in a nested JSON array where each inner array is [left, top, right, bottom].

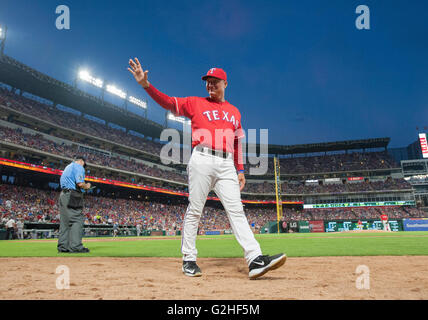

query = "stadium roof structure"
[[257, 137, 391, 155], [0, 54, 164, 139]]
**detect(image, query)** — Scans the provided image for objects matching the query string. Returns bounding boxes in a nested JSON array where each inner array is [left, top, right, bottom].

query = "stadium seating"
[[0, 125, 187, 183], [0, 123, 412, 195], [242, 178, 412, 194]]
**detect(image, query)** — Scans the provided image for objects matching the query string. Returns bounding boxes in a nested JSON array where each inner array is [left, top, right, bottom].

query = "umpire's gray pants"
[[57, 191, 85, 252]]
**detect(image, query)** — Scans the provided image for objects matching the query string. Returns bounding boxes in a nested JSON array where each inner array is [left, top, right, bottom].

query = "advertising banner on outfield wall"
[[288, 221, 299, 233], [304, 201, 416, 209], [298, 221, 310, 233], [309, 221, 325, 232], [372, 220, 401, 232], [205, 231, 221, 235], [324, 220, 402, 232], [403, 219, 428, 231]]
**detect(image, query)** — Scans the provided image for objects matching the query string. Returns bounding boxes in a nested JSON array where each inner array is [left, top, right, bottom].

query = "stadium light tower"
[[128, 96, 147, 109], [78, 69, 103, 88], [128, 95, 147, 118], [166, 112, 191, 127], [0, 24, 7, 56], [106, 84, 126, 99], [75, 67, 148, 118]]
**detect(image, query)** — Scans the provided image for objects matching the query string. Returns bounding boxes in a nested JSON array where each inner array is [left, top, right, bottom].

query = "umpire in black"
[[57, 156, 91, 253]]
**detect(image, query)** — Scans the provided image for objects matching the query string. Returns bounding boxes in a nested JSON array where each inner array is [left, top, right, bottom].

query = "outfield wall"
[[402, 218, 428, 231]]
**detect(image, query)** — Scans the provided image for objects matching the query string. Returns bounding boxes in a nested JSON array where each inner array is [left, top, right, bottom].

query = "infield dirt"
[[1, 256, 427, 300]]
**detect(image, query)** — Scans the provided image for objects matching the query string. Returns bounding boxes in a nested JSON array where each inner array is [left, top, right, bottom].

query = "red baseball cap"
[[202, 68, 227, 81]]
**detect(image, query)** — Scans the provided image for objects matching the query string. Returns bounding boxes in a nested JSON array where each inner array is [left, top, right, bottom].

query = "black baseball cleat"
[[69, 247, 90, 253], [57, 248, 70, 253], [182, 261, 202, 277], [248, 253, 287, 280]]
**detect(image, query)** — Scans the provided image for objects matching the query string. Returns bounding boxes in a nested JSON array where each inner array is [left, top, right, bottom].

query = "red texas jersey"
[[380, 214, 388, 221], [144, 83, 245, 171], [173, 96, 245, 154]]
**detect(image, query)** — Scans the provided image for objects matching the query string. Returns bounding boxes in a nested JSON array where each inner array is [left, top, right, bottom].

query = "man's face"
[[205, 77, 227, 100]]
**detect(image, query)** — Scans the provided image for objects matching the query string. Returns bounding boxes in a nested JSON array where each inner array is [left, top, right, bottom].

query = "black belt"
[[61, 188, 73, 193], [194, 145, 232, 159]]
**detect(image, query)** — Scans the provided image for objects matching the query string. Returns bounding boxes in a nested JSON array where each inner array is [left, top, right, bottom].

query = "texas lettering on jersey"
[[173, 95, 245, 154], [202, 109, 239, 129]]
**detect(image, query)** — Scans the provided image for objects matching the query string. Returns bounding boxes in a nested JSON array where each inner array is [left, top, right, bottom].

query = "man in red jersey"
[[380, 213, 391, 232], [357, 219, 363, 231], [128, 58, 286, 279]]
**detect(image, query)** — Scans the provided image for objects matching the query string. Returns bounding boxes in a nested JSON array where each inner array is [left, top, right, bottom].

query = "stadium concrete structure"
[[0, 54, 427, 238]]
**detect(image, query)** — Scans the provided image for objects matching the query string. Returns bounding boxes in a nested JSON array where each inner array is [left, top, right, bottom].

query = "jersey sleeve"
[[235, 117, 245, 140], [145, 84, 194, 119], [173, 96, 195, 119], [234, 138, 244, 172]]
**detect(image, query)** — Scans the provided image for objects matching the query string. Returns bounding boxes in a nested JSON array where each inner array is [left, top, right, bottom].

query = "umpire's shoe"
[[248, 253, 287, 280], [182, 261, 202, 277], [69, 247, 90, 253]]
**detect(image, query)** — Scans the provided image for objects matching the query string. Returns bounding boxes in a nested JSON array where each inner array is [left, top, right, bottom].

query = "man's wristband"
[[238, 170, 244, 174]]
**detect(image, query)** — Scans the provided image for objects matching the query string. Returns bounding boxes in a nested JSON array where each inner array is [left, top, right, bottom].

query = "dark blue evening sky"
[[1, 0, 427, 148]]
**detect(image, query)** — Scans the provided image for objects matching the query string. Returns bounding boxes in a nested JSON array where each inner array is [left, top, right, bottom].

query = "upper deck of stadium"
[[0, 54, 392, 158]]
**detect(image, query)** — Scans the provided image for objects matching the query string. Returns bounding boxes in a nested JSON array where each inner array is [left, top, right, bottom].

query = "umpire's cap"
[[74, 156, 87, 168]]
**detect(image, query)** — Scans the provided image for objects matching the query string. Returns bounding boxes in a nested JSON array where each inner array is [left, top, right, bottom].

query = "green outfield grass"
[[1, 231, 428, 258]]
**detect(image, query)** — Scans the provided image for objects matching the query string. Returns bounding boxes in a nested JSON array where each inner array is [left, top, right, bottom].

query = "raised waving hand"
[[128, 57, 149, 88]]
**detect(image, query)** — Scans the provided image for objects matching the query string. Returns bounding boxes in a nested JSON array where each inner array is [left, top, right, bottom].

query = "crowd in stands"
[[0, 125, 187, 183], [306, 207, 378, 220], [2, 125, 412, 196], [285, 178, 412, 194], [0, 88, 164, 154], [278, 152, 399, 174], [1, 184, 427, 237], [244, 178, 413, 194], [304, 206, 426, 220], [0, 184, 58, 225], [244, 151, 399, 175]]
